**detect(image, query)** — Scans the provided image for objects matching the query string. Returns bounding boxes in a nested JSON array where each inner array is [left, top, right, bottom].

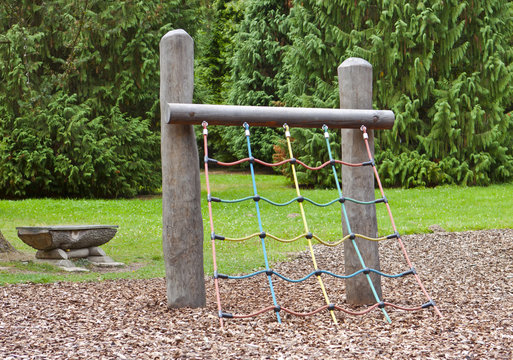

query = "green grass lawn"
[[1, 172, 512, 284]]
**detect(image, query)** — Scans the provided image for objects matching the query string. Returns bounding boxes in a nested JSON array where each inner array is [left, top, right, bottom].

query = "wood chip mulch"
[[1, 229, 512, 359]]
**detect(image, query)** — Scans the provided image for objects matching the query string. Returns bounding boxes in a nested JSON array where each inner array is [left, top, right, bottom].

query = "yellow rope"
[[311, 233, 388, 246], [223, 233, 265, 242], [223, 232, 389, 244], [357, 234, 389, 242], [267, 233, 307, 243], [311, 234, 347, 247], [284, 124, 338, 325]]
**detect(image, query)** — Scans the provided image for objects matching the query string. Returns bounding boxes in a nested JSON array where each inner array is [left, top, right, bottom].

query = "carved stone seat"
[[16, 225, 123, 271]]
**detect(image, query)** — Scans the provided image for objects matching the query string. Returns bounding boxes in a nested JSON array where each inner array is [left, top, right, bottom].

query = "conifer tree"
[[280, 0, 513, 187], [219, 0, 291, 163], [195, 0, 243, 105], [0, 0, 201, 197]]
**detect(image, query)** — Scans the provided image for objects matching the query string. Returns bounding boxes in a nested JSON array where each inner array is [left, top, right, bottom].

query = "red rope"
[[216, 158, 365, 169], [228, 301, 428, 320], [217, 158, 253, 166], [295, 159, 365, 170], [231, 306, 276, 319]]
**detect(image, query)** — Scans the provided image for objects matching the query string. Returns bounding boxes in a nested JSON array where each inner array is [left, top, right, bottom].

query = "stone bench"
[[16, 225, 123, 271]]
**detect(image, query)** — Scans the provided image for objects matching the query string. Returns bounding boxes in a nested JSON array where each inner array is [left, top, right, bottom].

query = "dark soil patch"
[[1, 229, 512, 359]]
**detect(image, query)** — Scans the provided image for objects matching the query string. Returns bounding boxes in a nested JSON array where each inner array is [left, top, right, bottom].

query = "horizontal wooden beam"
[[166, 103, 395, 129]]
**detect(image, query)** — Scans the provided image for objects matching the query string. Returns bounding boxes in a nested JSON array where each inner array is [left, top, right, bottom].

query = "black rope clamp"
[[375, 197, 387, 204], [289, 158, 297, 164], [349, 233, 356, 240], [363, 268, 371, 275], [362, 160, 375, 167], [211, 232, 225, 241], [402, 267, 416, 276], [314, 270, 323, 276], [327, 304, 335, 311], [219, 311, 233, 318], [422, 300, 435, 309], [378, 301, 386, 309], [338, 196, 346, 203], [330, 159, 336, 166], [266, 270, 273, 276], [297, 196, 304, 203], [205, 156, 218, 164], [306, 232, 313, 239], [214, 271, 228, 279], [274, 306, 281, 313], [259, 231, 266, 239], [387, 232, 400, 239], [253, 195, 260, 202], [249, 156, 255, 164], [208, 195, 221, 203]]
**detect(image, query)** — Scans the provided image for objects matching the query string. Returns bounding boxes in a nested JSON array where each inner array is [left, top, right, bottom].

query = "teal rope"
[[322, 125, 391, 323], [216, 195, 383, 206], [244, 123, 281, 323]]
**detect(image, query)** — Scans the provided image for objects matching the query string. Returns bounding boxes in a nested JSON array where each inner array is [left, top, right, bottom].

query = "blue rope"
[[217, 195, 255, 203], [223, 269, 268, 280], [244, 123, 281, 323], [323, 125, 391, 323]]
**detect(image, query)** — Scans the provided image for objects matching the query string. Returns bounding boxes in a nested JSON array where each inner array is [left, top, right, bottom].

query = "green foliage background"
[[0, 0, 200, 197], [277, 0, 513, 187], [1, 0, 513, 198]]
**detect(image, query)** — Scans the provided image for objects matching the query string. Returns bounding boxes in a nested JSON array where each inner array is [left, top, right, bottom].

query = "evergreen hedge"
[[230, 0, 513, 187], [0, 0, 200, 197], [3, 1, 513, 197], [211, 0, 291, 165]]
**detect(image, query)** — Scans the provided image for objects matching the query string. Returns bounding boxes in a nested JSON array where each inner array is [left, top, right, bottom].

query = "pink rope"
[[360, 126, 442, 318]]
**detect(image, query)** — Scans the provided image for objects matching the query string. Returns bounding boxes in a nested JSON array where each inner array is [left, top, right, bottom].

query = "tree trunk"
[[0, 230, 17, 253]]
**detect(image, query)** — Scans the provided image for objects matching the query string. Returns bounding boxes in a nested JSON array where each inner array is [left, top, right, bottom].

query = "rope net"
[[203, 122, 441, 328]]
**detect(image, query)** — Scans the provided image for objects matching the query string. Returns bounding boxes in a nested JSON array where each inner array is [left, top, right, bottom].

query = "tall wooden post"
[[160, 29, 205, 308], [339, 58, 382, 304]]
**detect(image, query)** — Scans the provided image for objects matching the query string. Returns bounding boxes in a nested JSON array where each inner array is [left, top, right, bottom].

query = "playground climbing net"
[[202, 122, 442, 328]]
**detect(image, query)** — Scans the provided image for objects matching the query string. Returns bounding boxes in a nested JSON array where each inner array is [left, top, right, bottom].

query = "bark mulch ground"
[[1, 229, 512, 359]]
